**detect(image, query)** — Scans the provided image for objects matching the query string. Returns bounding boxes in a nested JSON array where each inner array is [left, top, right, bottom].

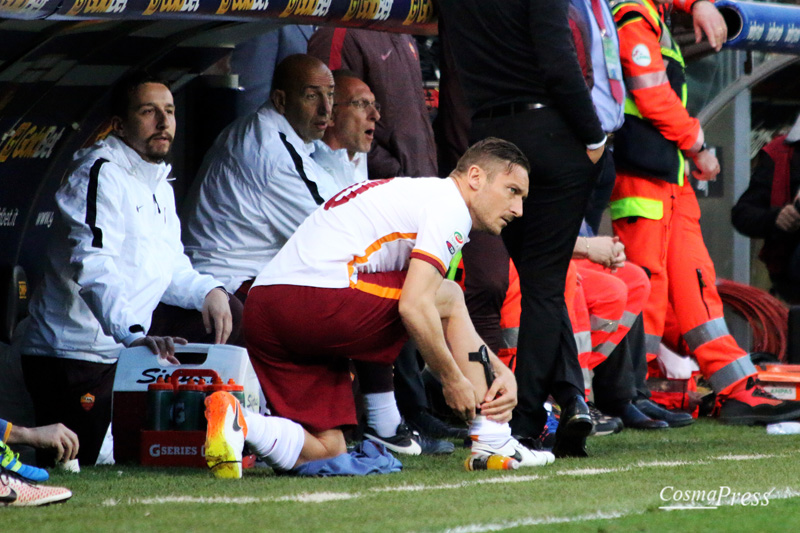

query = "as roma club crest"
[[80, 393, 96, 411]]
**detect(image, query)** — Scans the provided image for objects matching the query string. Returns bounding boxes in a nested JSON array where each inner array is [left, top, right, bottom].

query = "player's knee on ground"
[[299, 428, 348, 464]]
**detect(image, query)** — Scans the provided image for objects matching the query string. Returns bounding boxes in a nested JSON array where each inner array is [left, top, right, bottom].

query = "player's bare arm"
[[398, 258, 479, 420]]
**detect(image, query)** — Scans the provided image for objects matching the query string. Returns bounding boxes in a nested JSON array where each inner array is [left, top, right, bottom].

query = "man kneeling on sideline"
[[203, 138, 555, 477]]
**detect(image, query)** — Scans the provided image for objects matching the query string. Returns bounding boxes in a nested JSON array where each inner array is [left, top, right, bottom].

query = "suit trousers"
[[471, 106, 602, 437]]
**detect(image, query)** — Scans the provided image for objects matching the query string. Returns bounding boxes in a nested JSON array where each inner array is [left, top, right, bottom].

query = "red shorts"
[[243, 272, 408, 433]]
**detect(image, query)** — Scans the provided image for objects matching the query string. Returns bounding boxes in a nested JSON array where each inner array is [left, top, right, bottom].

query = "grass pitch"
[[6, 418, 800, 532]]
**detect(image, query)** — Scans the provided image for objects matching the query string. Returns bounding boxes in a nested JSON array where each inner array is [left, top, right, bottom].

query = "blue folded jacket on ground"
[[288, 441, 402, 476]]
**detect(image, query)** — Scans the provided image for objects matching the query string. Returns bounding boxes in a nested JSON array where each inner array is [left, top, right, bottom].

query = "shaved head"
[[270, 54, 335, 143], [272, 54, 331, 95]]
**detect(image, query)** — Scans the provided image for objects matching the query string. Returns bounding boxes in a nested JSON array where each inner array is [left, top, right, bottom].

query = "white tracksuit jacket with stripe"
[[21, 135, 221, 364]]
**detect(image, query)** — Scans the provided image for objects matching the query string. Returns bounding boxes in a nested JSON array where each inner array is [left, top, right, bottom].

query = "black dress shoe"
[[618, 402, 668, 430], [634, 399, 694, 428], [552, 396, 594, 458]]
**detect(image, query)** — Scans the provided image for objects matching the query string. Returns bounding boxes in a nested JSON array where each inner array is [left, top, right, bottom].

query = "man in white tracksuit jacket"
[[19, 72, 233, 466]]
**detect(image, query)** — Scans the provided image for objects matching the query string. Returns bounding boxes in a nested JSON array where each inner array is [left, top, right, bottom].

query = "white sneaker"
[[204, 391, 248, 479], [471, 436, 555, 467]]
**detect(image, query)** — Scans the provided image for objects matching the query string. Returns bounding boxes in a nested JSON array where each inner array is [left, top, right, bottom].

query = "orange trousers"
[[576, 260, 650, 369], [611, 174, 756, 393]]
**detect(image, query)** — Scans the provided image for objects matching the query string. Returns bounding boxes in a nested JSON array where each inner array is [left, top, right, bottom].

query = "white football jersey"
[[253, 177, 471, 295]]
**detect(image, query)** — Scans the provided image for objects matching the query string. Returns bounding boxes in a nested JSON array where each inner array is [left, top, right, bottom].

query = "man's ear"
[[271, 89, 286, 114], [466, 164, 485, 191], [111, 116, 124, 138]]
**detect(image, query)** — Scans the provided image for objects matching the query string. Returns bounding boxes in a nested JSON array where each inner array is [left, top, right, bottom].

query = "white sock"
[[242, 410, 305, 471], [469, 415, 512, 448], [363, 391, 402, 438]]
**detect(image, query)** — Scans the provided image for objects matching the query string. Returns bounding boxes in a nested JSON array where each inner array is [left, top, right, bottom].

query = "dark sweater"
[[435, 0, 605, 146], [732, 147, 800, 240]]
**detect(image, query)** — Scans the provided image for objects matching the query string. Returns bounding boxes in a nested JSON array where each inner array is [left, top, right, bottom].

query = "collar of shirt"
[[102, 134, 172, 190], [258, 104, 317, 158]]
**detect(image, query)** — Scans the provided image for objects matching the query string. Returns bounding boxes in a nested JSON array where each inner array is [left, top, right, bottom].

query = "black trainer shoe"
[[364, 422, 455, 455], [405, 410, 469, 440], [587, 403, 623, 436], [634, 398, 694, 428], [718, 377, 800, 426]]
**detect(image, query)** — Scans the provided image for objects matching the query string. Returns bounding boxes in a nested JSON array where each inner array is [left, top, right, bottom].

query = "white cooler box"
[[111, 343, 263, 465]]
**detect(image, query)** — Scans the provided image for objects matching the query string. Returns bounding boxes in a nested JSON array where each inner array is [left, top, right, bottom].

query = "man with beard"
[[20, 72, 233, 466]]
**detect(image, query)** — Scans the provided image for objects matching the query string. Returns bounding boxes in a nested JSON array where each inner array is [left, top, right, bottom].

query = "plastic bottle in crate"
[[227, 378, 246, 407], [174, 378, 206, 431], [146, 375, 174, 430], [206, 377, 231, 402]]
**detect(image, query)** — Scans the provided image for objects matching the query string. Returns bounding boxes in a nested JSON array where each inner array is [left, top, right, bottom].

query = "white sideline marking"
[[102, 451, 800, 507], [714, 454, 775, 461], [445, 489, 800, 532], [770, 488, 800, 499], [105, 492, 357, 506], [473, 474, 542, 484], [557, 467, 623, 476], [659, 505, 718, 511], [441, 511, 631, 533], [637, 460, 699, 467], [371, 474, 544, 493], [374, 483, 466, 492]]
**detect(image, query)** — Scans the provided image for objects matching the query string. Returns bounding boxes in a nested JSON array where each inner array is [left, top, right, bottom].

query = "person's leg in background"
[[21, 357, 115, 466], [461, 232, 510, 354], [356, 361, 454, 455], [473, 107, 601, 457], [610, 175, 673, 372], [665, 184, 800, 424]]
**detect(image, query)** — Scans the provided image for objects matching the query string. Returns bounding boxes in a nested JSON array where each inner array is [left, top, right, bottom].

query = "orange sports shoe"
[[204, 391, 248, 479], [0, 472, 72, 507]]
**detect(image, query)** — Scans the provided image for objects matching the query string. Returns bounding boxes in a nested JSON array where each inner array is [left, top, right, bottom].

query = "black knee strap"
[[468, 345, 494, 388]]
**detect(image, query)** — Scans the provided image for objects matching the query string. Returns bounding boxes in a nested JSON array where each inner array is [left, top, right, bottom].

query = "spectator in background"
[[307, 27, 437, 180], [732, 114, 800, 303], [19, 72, 233, 466], [183, 54, 340, 298], [568, 0, 625, 234], [312, 70, 376, 188]]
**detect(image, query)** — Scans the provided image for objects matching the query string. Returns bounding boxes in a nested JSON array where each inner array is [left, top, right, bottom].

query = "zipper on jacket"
[[152, 194, 161, 214], [696, 269, 711, 318]]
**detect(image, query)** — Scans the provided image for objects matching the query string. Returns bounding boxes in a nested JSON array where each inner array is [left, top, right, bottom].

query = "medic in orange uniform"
[[610, 0, 800, 424]]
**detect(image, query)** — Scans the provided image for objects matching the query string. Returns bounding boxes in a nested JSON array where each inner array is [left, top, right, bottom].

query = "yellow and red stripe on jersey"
[[347, 232, 417, 300]]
